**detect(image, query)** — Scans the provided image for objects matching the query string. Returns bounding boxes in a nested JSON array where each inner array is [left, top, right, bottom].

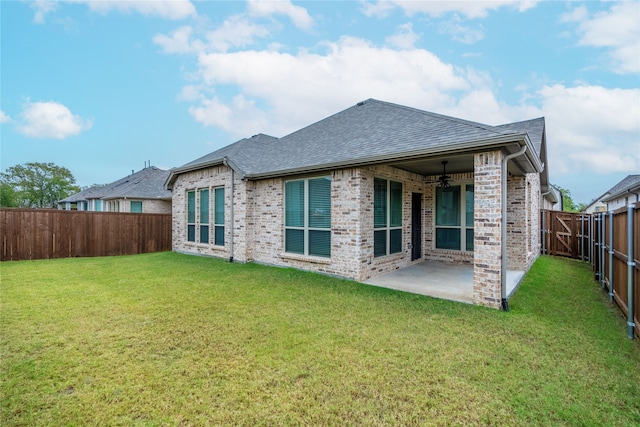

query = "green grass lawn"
[[1, 253, 639, 426]]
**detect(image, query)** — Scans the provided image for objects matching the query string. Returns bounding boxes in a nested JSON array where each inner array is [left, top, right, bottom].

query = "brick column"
[[473, 151, 503, 308], [507, 175, 528, 270]]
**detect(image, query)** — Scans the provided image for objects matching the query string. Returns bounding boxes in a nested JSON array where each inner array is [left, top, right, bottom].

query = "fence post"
[[580, 214, 585, 261], [541, 210, 547, 255], [608, 211, 614, 302], [595, 213, 601, 283], [589, 215, 595, 270], [627, 206, 635, 340], [600, 213, 607, 289]]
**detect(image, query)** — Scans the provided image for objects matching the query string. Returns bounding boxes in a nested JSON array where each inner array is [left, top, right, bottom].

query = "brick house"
[[166, 99, 554, 308], [59, 166, 172, 213]]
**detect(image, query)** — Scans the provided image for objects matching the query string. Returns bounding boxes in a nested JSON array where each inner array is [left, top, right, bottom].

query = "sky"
[[1, 0, 639, 205]]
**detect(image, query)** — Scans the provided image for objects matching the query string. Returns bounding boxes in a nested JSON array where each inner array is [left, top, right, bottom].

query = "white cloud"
[[177, 85, 203, 102], [205, 15, 270, 52], [189, 95, 271, 135], [0, 111, 11, 124], [154, 16, 270, 55], [361, 0, 537, 19], [536, 84, 640, 175], [189, 36, 472, 137], [247, 0, 313, 30], [439, 15, 484, 44], [16, 101, 93, 139], [31, 0, 196, 23], [567, 2, 640, 74], [153, 25, 203, 54], [31, 0, 57, 24], [385, 22, 419, 49], [559, 5, 588, 24]]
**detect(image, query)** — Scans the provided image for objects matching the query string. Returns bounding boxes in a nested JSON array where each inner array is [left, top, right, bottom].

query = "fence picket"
[[0, 209, 171, 261]]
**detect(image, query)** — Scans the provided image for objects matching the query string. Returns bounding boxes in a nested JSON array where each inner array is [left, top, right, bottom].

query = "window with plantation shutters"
[[187, 190, 196, 242], [435, 184, 474, 251], [185, 187, 224, 246], [285, 177, 331, 257], [199, 189, 209, 244], [374, 178, 402, 257], [214, 187, 225, 246]]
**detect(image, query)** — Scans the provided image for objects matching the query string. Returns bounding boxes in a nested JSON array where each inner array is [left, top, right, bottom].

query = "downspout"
[[501, 143, 528, 311], [222, 157, 234, 263]]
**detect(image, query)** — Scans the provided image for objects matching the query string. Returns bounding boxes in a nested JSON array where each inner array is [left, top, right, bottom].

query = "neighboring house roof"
[[167, 98, 547, 188], [59, 167, 172, 203], [601, 174, 640, 203]]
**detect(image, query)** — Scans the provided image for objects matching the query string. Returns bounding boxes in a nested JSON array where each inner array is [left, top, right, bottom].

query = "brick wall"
[[357, 165, 427, 281], [171, 165, 232, 259], [472, 151, 503, 308]]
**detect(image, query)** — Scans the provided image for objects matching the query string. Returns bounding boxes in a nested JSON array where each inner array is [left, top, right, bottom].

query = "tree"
[[0, 162, 80, 208], [0, 182, 18, 207], [556, 185, 586, 212]]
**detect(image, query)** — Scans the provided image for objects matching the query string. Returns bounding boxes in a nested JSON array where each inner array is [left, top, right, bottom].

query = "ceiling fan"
[[425, 160, 453, 188]]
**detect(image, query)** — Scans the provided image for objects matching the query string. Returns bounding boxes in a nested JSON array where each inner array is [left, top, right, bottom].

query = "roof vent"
[[357, 100, 366, 106]]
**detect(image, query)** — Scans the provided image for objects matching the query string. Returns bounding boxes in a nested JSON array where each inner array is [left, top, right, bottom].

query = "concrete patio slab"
[[363, 260, 525, 305]]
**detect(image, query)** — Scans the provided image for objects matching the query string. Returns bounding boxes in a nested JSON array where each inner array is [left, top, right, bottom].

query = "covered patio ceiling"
[[383, 142, 534, 179]]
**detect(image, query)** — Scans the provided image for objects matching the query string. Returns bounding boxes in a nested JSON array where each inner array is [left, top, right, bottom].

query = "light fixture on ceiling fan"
[[438, 160, 452, 188]]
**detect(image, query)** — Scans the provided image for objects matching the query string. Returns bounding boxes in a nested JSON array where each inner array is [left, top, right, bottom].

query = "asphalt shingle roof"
[[60, 167, 171, 203], [605, 175, 640, 196], [172, 98, 546, 181]]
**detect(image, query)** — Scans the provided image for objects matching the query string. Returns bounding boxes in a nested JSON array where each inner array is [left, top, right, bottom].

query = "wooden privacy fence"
[[541, 208, 638, 339], [591, 206, 639, 339], [1, 209, 172, 261]]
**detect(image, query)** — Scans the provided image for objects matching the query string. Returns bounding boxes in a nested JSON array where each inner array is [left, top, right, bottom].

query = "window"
[[436, 184, 474, 251], [213, 187, 224, 246], [374, 178, 402, 257], [187, 191, 196, 242], [130, 201, 142, 213], [199, 189, 209, 243], [186, 188, 224, 245], [285, 177, 331, 257], [94, 199, 102, 212]]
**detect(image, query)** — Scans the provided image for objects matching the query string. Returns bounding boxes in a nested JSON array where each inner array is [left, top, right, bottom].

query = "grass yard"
[[1, 253, 639, 426]]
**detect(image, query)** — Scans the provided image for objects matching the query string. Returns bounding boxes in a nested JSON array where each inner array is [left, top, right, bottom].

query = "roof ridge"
[[365, 98, 514, 137]]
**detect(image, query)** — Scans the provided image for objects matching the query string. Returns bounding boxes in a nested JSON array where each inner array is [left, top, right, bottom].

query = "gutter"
[[501, 143, 528, 311], [243, 133, 542, 181]]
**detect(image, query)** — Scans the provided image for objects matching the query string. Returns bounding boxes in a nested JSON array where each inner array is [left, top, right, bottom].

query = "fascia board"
[[165, 156, 247, 190], [601, 183, 640, 202]]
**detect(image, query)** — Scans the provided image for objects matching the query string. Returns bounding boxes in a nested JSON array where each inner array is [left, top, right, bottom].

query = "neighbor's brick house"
[[166, 99, 554, 308], [59, 166, 172, 213]]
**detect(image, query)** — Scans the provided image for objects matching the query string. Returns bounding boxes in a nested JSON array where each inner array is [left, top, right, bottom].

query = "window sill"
[[373, 251, 405, 260], [281, 253, 332, 264], [184, 242, 225, 249]]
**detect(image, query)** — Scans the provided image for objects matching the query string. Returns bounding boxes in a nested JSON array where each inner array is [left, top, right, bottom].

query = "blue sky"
[[1, 0, 639, 205]]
